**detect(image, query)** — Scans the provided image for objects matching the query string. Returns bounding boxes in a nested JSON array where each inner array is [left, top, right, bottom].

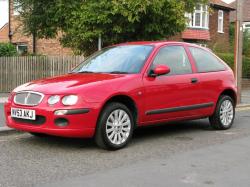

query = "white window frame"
[[218, 10, 224, 33], [186, 5, 209, 29], [197, 43, 207, 48], [243, 22, 250, 32], [187, 42, 208, 48]]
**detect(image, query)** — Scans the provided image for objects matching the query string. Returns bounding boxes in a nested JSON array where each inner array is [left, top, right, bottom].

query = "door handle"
[[191, 78, 198, 84]]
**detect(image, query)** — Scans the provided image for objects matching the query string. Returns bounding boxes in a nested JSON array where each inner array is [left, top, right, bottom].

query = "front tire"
[[209, 95, 235, 130], [95, 102, 135, 150]]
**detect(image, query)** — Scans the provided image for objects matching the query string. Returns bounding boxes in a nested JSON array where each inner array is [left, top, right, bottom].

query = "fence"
[[0, 56, 84, 93]]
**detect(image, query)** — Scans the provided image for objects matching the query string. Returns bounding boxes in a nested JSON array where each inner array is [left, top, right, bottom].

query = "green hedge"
[[217, 53, 250, 78], [0, 43, 17, 57]]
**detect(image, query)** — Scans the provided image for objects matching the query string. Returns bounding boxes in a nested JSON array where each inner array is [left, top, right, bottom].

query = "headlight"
[[62, 95, 78, 106], [48, 95, 60, 105]]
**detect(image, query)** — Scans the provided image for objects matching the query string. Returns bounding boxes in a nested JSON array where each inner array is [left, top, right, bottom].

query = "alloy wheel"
[[105, 109, 131, 145], [219, 99, 234, 127]]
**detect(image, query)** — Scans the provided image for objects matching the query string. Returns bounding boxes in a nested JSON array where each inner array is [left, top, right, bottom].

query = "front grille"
[[12, 115, 46, 125], [14, 91, 44, 106]]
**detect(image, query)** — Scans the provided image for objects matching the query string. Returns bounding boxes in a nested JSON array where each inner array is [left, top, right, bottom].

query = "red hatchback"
[[4, 41, 237, 150]]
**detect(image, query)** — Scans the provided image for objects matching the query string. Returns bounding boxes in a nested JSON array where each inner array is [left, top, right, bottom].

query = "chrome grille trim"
[[14, 91, 44, 106]]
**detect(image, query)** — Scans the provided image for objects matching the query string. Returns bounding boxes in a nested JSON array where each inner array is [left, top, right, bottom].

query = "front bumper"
[[4, 101, 100, 138]]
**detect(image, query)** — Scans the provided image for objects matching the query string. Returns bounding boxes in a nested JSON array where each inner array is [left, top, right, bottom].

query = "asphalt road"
[[0, 110, 250, 187], [46, 135, 250, 187]]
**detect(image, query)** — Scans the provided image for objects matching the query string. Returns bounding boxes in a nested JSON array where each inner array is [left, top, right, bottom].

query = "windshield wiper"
[[68, 71, 95, 74], [78, 71, 95, 74], [108, 71, 130, 74], [70, 71, 129, 74]]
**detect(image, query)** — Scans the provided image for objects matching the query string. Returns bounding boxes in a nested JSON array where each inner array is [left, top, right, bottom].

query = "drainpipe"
[[32, 32, 36, 54], [8, 0, 13, 42], [98, 34, 102, 51], [234, 0, 243, 104]]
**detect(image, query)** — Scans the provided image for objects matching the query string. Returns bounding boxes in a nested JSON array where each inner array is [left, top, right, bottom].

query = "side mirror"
[[150, 65, 170, 77]]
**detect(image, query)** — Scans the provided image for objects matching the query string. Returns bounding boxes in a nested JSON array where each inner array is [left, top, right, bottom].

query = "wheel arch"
[[219, 89, 237, 106], [98, 94, 139, 126]]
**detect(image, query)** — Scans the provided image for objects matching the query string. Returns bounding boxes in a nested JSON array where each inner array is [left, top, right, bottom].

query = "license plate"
[[11, 108, 36, 120]]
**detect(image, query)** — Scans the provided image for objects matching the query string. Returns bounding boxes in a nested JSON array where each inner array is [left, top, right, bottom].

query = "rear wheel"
[[209, 95, 235, 130], [95, 102, 134, 150]]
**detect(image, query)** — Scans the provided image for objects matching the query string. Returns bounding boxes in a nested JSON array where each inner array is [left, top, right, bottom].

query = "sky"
[[0, 0, 8, 29], [0, 0, 236, 29]]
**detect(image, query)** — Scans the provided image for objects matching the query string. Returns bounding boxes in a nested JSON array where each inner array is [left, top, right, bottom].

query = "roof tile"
[[182, 29, 211, 41]]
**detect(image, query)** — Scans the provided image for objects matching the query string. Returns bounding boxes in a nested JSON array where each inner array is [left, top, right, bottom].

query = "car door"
[[142, 44, 203, 124]]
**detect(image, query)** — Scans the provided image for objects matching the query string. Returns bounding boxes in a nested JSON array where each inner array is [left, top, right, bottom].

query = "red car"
[[4, 41, 237, 150]]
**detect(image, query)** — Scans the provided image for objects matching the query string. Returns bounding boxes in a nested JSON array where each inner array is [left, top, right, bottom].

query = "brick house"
[[230, 0, 250, 31], [170, 0, 234, 52], [0, 23, 9, 43], [7, 0, 73, 55]]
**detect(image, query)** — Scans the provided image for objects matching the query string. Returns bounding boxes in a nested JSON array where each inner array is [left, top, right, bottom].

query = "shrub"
[[229, 23, 250, 57], [217, 53, 250, 78], [0, 43, 17, 57], [243, 30, 250, 57]]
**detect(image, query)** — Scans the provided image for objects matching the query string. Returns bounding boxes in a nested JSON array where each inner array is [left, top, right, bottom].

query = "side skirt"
[[145, 102, 214, 115]]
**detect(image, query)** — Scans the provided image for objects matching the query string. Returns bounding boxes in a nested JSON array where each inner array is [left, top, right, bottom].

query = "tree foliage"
[[16, 0, 207, 55]]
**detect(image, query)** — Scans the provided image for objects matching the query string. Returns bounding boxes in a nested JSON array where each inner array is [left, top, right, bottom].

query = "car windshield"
[[72, 45, 153, 74]]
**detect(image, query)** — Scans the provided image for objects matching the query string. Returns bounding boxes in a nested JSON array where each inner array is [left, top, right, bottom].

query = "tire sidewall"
[[98, 102, 135, 150]]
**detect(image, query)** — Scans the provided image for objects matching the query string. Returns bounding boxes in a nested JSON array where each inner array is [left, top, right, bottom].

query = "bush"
[[0, 43, 17, 57], [229, 23, 250, 57], [217, 53, 250, 78], [243, 30, 250, 57]]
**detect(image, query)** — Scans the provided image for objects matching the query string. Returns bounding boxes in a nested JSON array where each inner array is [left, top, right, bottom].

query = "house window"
[[16, 44, 28, 55], [218, 10, 224, 33], [186, 5, 209, 29]]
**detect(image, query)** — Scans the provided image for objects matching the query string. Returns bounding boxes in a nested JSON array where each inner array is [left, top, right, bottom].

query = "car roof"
[[116, 41, 203, 48]]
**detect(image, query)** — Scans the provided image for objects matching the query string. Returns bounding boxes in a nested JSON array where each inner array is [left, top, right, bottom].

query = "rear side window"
[[189, 47, 226, 73], [152, 46, 192, 75]]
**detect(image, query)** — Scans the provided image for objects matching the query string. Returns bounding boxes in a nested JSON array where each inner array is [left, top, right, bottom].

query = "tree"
[[16, 0, 207, 55], [0, 43, 17, 57]]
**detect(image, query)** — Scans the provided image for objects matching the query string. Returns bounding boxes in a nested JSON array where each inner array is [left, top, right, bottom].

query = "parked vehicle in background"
[[4, 41, 237, 150]]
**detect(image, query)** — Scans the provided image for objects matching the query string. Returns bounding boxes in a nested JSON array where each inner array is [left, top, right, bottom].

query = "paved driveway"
[[242, 89, 250, 104], [0, 104, 5, 127], [242, 79, 250, 104]]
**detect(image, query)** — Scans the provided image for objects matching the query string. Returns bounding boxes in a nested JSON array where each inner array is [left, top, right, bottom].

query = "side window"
[[189, 47, 225, 73], [152, 46, 192, 75]]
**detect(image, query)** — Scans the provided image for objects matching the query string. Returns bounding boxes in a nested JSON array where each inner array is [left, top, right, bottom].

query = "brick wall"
[[208, 9, 231, 52], [9, 0, 73, 55], [0, 23, 9, 43]]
